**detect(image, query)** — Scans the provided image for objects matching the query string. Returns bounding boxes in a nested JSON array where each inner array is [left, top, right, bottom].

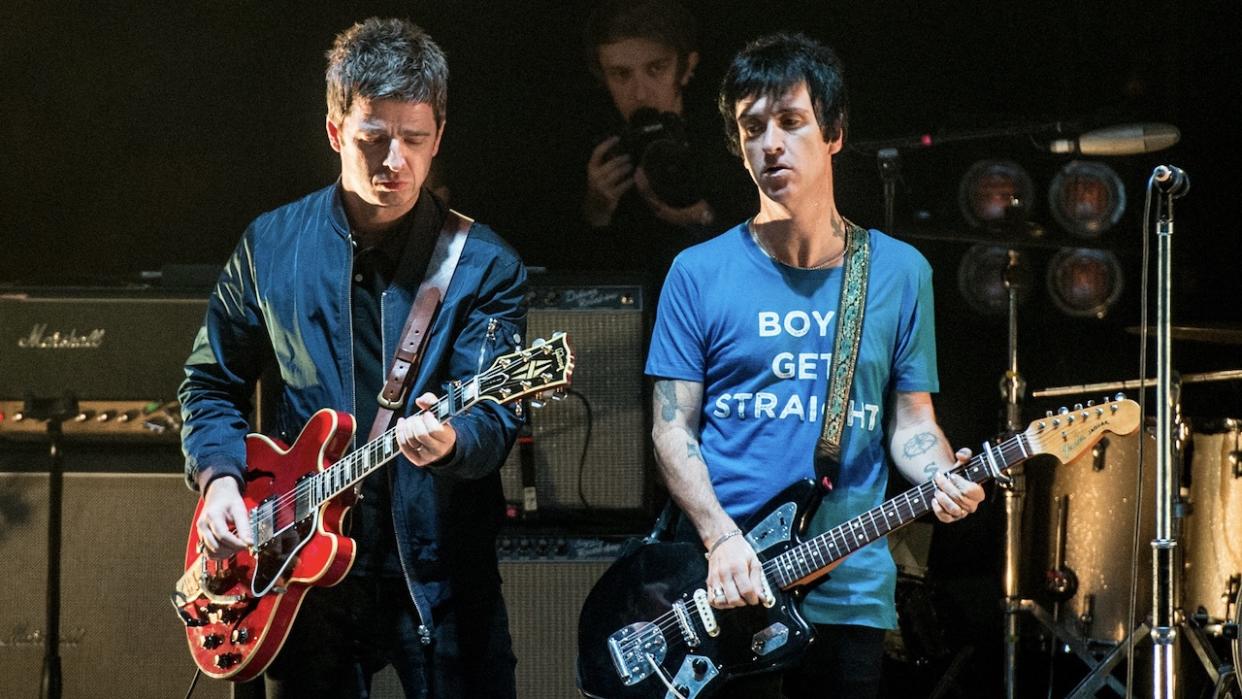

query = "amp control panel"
[[0, 400, 183, 442]]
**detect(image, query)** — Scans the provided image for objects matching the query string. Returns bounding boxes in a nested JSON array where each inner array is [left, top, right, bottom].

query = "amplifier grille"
[[502, 283, 649, 516]]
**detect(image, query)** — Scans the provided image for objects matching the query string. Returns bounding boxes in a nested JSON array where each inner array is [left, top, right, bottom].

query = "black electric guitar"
[[577, 398, 1140, 698]]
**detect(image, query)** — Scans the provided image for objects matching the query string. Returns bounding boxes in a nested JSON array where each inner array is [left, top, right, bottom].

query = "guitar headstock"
[[1024, 396, 1140, 464], [476, 331, 575, 407]]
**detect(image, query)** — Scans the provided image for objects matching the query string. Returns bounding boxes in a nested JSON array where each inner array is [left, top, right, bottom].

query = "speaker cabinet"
[[0, 468, 228, 699], [501, 279, 651, 518], [500, 537, 621, 698]]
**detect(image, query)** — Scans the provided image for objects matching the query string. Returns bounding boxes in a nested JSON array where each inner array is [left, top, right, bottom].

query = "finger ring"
[[712, 585, 725, 600]]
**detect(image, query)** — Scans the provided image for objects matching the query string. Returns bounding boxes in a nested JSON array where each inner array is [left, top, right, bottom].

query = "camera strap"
[[813, 219, 871, 492]]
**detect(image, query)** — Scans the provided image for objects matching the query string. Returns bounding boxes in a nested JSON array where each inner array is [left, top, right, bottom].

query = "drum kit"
[[1022, 383, 1242, 697]]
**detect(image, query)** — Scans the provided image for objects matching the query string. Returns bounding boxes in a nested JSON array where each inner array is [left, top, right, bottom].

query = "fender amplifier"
[[501, 276, 653, 521]]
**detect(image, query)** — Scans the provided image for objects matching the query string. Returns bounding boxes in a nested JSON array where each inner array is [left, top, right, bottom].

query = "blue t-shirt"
[[645, 222, 939, 629]]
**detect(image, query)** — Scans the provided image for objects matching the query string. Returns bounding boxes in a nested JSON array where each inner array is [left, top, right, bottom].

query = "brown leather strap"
[[368, 210, 472, 442]]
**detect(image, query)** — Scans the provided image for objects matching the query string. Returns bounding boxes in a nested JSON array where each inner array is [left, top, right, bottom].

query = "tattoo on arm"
[[655, 381, 679, 423], [687, 440, 702, 461], [922, 462, 939, 478], [902, 432, 939, 459]]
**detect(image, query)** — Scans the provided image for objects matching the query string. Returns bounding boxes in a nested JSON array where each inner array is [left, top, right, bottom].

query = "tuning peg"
[[1058, 406, 1069, 415], [1046, 410, 1054, 418], [1073, 403, 1083, 411], [1086, 399, 1095, 407], [531, 337, 547, 348], [1114, 392, 1126, 401], [550, 388, 566, 401], [529, 398, 546, 409], [540, 372, 553, 383]]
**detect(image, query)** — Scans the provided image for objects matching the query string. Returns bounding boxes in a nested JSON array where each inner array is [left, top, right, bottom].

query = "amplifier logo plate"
[[17, 323, 106, 349]]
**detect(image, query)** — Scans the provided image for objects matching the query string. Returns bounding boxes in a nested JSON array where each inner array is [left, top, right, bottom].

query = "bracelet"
[[704, 528, 743, 560]]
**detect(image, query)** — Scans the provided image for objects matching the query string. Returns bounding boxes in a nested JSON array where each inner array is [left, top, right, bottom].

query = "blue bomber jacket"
[[179, 182, 527, 635]]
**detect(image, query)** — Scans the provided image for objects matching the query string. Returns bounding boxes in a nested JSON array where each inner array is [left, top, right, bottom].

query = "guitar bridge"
[[607, 622, 667, 686], [672, 600, 701, 648]]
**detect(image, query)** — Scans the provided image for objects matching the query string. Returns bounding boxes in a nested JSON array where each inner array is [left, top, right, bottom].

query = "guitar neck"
[[768, 431, 1033, 590], [313, 378, 482, 506]]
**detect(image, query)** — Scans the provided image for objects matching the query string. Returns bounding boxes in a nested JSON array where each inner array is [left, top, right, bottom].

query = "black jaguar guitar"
[[577, 398, 1140, 698]]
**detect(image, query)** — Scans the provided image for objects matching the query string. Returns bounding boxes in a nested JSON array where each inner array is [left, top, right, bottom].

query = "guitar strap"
[[367, 209, 472, 442], [813, 220, 871, 491]]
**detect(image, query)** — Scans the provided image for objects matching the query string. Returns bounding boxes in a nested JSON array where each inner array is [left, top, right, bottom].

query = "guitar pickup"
[[691, 588, 719, 637]]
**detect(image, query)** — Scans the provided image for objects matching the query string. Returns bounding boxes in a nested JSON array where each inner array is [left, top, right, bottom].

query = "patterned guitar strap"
[[813, 219, 871, 492]]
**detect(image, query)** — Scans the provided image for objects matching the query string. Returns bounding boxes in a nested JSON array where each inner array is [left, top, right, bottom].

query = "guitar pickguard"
[[745, 502, 796, 554]]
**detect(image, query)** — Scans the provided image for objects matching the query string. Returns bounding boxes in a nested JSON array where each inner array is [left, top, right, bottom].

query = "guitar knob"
[[213, 653, 240, 669], [200, 634, 224, 649], [692, 658, 709, 677], [231, 627, 251, 644]]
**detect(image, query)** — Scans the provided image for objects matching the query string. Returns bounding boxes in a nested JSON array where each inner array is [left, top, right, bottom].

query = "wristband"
[[705, 528, 743, 560]]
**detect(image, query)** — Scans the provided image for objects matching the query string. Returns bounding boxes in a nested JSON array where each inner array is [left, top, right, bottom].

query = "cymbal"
[[1125, 324, 1242, 345]]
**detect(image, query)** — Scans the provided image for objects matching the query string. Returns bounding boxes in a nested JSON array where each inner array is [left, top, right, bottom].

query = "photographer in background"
[[581, 0, 753, 285]]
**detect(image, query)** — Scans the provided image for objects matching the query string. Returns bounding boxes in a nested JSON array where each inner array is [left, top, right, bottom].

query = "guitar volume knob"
[[231, 627, 251, 644], [200, 634, 224, 649]]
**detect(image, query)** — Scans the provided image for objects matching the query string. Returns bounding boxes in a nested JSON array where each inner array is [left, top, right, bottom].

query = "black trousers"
[[715, 624, 887, 699], [261, 576, 516, 698]]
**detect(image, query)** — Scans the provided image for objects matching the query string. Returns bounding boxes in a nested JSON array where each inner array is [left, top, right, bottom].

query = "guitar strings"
[[612, 454, 1004, 660], [244, 358, 522, 542]]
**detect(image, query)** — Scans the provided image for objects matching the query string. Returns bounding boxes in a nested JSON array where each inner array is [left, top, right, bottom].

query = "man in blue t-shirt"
[[645, 33, 985, 698]]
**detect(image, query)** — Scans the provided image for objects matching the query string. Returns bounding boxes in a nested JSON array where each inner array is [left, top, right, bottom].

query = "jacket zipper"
[[381, 277, 433, 645], [348, 234, 433, 644], [477, 317, 498, 374]]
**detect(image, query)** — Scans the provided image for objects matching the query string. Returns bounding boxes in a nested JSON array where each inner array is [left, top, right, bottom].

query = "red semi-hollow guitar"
[[172, 332, 574, 681]]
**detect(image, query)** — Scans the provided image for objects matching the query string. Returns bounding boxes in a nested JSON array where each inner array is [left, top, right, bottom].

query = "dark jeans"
[[716, 624, 887, 699], [262, 576, 516, 698]]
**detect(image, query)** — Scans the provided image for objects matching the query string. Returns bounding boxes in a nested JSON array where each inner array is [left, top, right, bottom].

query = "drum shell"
[[1183, 420, 1242, 622], [1026, 426, 1156, 643]]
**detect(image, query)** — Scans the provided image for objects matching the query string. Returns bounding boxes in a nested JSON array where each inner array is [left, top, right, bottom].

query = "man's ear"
[[680, 51, 700, 86], [326, 116, 343, 152], [432, 119, 446, 158], [826, 118, 845, 156]]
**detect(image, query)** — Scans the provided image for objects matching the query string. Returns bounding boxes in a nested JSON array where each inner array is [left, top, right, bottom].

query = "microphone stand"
[[1151, 168, 1185, 698], [21, 392, 79, 699]]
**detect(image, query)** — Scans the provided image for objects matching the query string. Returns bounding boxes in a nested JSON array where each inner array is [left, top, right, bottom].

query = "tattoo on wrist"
[[902, 432, 939, 458]]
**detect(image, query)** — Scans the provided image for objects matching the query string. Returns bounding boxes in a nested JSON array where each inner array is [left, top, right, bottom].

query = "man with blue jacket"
[[179, 17, 525, 697]]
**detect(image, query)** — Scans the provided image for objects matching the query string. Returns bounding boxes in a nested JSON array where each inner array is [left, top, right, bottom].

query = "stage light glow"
[[1046, 247, 1124, 319], [958, 160, 1034, 229], [957, 245, 1032, 316], [1048, 161, 1126, 238]]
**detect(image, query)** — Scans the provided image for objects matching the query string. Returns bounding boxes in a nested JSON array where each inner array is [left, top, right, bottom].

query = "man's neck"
[[753, 195, 847, 269], [342, 189, 418, 241]]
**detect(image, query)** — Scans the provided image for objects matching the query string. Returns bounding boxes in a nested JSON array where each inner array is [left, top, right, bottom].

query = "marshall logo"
[[17, 324, 106, 350]]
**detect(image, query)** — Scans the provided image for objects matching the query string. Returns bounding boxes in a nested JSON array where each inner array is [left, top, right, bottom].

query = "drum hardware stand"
[[995, 250, 1122, 697], [17, 392, 80, 699]]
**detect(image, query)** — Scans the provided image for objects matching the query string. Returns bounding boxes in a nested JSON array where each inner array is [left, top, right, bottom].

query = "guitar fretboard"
[[249, 376, 482, 545], [766, 432, 1032, 589]]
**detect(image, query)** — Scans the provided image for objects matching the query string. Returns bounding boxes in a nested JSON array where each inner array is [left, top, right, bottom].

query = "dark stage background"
[[3, 2, 1241, 696]]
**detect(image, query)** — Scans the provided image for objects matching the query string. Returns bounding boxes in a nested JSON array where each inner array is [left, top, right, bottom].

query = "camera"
[[617, 108, 701, 208]]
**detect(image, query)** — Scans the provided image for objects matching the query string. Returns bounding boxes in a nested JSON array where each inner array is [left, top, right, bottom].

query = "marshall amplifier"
[[0, 288, 210, 442], [500, 275, 653, 521]]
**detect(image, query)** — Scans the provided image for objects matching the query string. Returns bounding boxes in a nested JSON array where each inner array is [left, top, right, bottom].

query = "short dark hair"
[[718, 33, 848, 156], [585, 0, 698, 80], [325, 17, 449, 126]]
